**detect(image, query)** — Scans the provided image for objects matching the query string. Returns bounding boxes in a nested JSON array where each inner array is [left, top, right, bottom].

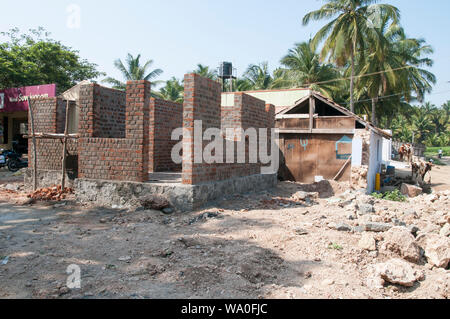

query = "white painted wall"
[[367, 132, 384, 194], [382, 130, 392, 163], [352, 137, 363, 166]]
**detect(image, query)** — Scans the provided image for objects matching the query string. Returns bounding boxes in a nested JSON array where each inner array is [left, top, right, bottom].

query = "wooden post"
[[309, 93, 315, 133], [61, 100, 70, 190], [27, 97, 38, 191]]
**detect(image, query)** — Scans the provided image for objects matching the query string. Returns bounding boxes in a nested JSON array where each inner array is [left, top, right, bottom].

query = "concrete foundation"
[[75, 173, 277, 211], [24, 168, 76, 189]]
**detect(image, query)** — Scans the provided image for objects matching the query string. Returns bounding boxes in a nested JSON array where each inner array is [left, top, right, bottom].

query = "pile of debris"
[[27, 185, 74, 201]]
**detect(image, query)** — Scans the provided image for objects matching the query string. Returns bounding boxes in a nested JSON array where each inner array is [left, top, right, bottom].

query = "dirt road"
[[0, 178, 448, 299]]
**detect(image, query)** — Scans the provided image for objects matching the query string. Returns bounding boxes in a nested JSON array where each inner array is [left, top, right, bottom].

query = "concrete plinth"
[[75, 173, 277, 211]]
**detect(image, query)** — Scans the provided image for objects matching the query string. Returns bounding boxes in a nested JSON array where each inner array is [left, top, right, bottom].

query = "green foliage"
[[191, 64, 217, 80], [328, 243, 343, 251], [426, 147, 450, 156], [391, 102, 450, 147], [273, 41, 340, 98], [103, 53, 163, 92], [242, 62, 273, 90], [0, 27, 103, 93], [371, 190, 407, 202], [157, 77, 184, 104]]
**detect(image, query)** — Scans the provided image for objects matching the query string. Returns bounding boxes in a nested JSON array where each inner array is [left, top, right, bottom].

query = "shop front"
[[0, 84, 56, 153]]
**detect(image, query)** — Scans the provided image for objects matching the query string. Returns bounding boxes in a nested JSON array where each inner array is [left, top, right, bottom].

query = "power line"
[[339, 89, 450, 106], [300, 64, 416, 87]]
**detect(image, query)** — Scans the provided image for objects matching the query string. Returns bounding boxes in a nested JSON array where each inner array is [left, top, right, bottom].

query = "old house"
[[275, 90, 392, 193]]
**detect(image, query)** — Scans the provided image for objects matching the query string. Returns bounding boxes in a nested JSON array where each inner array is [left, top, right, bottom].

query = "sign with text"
[[0, 84, 56, 112]]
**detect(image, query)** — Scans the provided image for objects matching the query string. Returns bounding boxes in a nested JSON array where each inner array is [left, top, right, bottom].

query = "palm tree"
[[411, 108, 434, 143], [275, 41, 339, 98], [395, 38, 436, 103], [243, 62, 273, 90], [302, 0, 400, 112], [192, 64, 217, 80], [157, 77, 184, 104], [355, 12, 404, 125], [103, 53, 163, 90]]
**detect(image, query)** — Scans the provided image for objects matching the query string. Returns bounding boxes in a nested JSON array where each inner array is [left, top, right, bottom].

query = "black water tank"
[[219, 62, 233, 78]]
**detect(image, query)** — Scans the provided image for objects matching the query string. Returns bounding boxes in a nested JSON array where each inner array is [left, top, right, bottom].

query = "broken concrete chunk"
[[358, 204, 375, 215], [364, 222, 392, 233], [358, 233, 377, 251], [422, 234, 450, 269], [294, 228, 309, 236], [440, 224, 450, 237], [381, 227, 422, 263], [335, 223, 353, 232], [401, 184, 422, 198], [367, 259, 424, 288]]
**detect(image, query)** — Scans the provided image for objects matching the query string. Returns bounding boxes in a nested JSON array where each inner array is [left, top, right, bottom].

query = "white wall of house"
[[352, 137, 363, 167], [382, 130, 392, 163], [367, 132, 384, 194]]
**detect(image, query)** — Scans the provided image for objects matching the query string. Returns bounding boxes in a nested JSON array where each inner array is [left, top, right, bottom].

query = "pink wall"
[[0, 84, 56, 112]]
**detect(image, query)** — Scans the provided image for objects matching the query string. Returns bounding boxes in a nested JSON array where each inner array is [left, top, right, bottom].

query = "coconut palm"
[[192, 64, 217, 80], [395, 38, 436, 103], [157, 77, 184, 104], [243, 62, 273, 90], [302, 0, 400, 112], [103, 53, 163, 90], [274, 41, 340, 98], [410, 108, 434, 143], [355, 12, 404, 125]]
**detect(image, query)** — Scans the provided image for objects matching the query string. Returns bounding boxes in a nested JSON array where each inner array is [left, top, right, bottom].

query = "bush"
[[426, 147, 450, 157], [372, 190, 407, 202]]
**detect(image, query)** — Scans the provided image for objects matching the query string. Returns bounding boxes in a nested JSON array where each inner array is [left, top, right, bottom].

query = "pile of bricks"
[[28, 185, 74, 201]]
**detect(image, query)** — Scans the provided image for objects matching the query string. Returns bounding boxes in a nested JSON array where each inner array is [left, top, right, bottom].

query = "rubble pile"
[[27, 185, 74, 201]]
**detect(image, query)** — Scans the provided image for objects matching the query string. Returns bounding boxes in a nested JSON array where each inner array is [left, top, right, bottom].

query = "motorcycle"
[[0, 141, 28, 172], [6, 152, 28, 172]]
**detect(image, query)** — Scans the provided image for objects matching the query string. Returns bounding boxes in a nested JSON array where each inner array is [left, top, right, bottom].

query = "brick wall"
[[28, 98, 78, 171], [93, 85, 126, 138], [149, 98, 183, 172], [182, 74, 222, 184], [182, 74, 275, 185], [78, 81, 150, 182]]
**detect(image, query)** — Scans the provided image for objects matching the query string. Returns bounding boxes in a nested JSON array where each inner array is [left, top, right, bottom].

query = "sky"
[[1, 0, 449, 106]]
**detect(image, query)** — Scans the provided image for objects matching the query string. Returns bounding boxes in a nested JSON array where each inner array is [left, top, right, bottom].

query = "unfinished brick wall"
[[28, 98, 78, 171], [182, 74, 276, 185], [78, 81, 150, 182], [93, 86, 126, 138], [182, 74, 222, 184], [149, 98, 183, 172]]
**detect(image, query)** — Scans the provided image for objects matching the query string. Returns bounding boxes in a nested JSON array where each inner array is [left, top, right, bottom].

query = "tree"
[[410, 107, 434, 144], [103, 53, 163, 91], [303, 0, 400, 112], [243, 62, 273, 90], [157, 77, 184, 103], [192, 64, 217, 80], [275, 41, 340, 98], [0, 27, 103, 93]]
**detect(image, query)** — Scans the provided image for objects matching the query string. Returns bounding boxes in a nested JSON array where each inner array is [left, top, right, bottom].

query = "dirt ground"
[[0, 166, 449, 299]]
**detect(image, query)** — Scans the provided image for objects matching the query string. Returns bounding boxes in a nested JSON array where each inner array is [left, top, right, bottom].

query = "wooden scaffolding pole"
[[61, 100, 70, 190], [27, 97, 38, 191]]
